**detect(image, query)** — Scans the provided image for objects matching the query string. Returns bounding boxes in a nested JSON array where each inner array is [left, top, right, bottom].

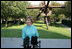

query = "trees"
[[1, 1, 12, 28], [50, 14, 56, 23], [50, 1, 61, 17], [50, 1, 71, 21], [62, 1, 71, 19], [1, 1, 33, 38], [52, 1, 71, 19], [1, 1, 32, 28], [49, 1, 62, 23], [58, 14, 66, 21], [1, 1, 41, 28]]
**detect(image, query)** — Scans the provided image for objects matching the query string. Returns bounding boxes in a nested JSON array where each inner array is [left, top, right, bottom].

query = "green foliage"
[[1, 1, 32, 27], [50, 1, 61, 6], [58, 14, 66, 21], [50, 1, 62, 20], [62, 19, 71, 27], [50, 14, 56, 19], [27, 9, 39, 19], [63, 1, 71, 18], [50, 1, 71, 21], [1, 1, 31, 19]]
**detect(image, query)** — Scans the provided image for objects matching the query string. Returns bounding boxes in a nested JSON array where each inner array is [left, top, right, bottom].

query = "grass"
[[1, 21, 71, 39]]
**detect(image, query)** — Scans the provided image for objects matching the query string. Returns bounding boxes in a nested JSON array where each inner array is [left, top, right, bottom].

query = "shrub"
[[62, 19, 71, 27]]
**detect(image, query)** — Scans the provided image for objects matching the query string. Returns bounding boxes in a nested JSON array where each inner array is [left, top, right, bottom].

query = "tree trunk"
[[1, 18, 2, 24], [18, 18, 20, 26], [5, 17, 8, 28], [54, 17, 55, 23], [14, 19, 16, 24], [45, 16, 49, 30]]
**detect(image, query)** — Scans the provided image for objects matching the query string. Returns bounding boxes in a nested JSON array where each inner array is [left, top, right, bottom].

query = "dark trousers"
[[23, 36, 38, 48], [23, 36, 30, 48]]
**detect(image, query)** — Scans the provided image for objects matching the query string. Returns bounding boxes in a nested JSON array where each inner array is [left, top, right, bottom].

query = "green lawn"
[[1, 21, 71, 39]]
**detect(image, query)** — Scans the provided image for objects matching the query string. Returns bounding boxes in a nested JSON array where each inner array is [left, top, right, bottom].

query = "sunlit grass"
[[1, 21, 71, 39]]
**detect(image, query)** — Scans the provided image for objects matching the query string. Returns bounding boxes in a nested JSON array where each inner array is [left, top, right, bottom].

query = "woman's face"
[[26, 19, 31, 26]]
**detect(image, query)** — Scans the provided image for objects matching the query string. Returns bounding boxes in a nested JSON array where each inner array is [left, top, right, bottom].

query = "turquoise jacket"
[[22, 25, 39, 40]]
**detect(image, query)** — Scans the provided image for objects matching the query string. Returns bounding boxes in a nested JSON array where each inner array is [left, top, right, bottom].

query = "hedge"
[[62, 19, 71, 27]]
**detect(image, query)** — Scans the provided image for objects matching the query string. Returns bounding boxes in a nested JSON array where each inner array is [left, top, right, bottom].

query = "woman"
[[22, 16, 39, 47]]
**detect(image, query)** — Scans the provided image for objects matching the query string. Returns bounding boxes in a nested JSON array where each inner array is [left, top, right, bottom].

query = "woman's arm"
[[35, 28, 39, 38], [22, 28, 26, 40]]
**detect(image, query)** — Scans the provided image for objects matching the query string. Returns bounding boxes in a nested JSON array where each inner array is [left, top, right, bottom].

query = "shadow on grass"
[[1, 29, 22, 38], [49, 23, 65, 28], [34, 22, 65, 30], [38, 29, 71, 39], [1, 23, 25, 29], [35, 21, 44, 24], [34, 25, 43, 27], [1, 29, 71, 39]]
